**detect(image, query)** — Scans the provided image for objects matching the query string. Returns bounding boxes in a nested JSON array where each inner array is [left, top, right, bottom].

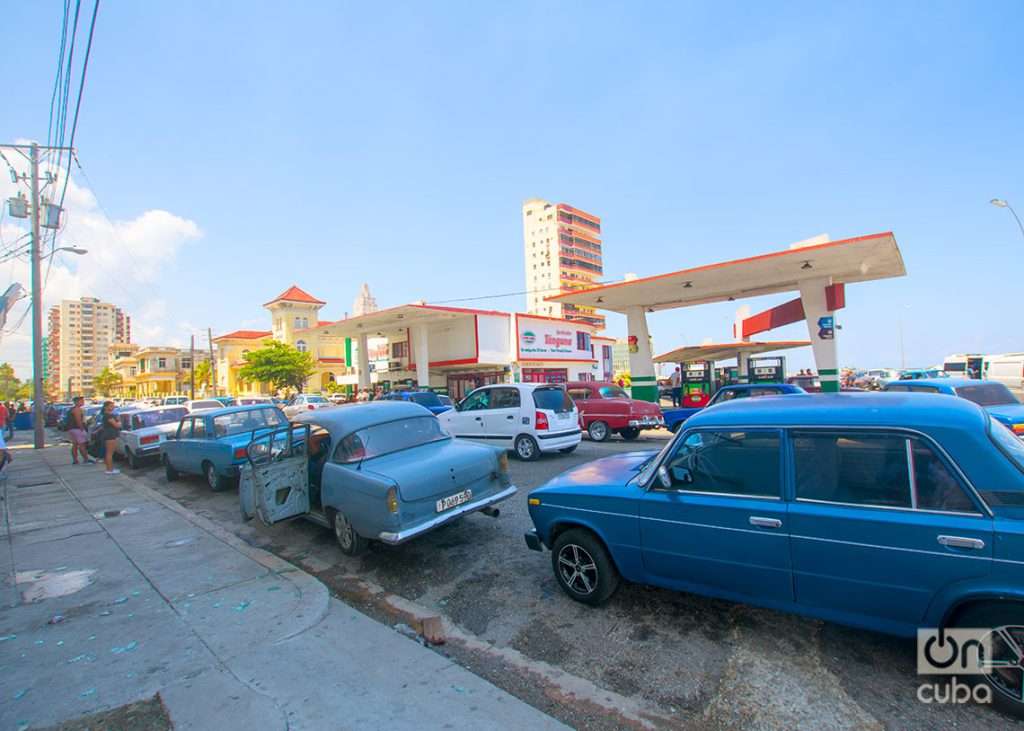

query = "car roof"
[[294, 400, 429, 435], [722, 383, 801, 391], [132, 405, 188, 415], [889, 378, 985, 389], [686, 392, 989, 432], [194, 403, 283, 418]]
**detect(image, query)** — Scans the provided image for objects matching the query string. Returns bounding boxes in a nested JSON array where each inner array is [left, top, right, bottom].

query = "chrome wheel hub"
[[557, 544, 598, 595]]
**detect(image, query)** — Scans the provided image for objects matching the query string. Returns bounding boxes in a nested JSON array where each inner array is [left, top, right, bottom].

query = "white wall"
[[477, 314, 511, 363]]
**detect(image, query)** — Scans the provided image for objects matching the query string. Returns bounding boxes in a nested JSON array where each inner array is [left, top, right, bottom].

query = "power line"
[[428, 278, 624, 305], [47, 0, 72, 154]]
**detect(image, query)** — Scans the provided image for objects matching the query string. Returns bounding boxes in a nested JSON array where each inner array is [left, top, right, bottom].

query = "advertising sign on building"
[[517, 316, 593, 361]]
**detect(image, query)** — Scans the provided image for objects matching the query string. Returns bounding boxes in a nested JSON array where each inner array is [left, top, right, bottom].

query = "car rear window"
[[213, 408, 286, 437], [533, 387, 573, 413], [598, 386, 628, 399], [955, 384, 1018, 407], [409, 392, 442, 408], [333, 416, 449, 463], [133, 408, 187, 429]]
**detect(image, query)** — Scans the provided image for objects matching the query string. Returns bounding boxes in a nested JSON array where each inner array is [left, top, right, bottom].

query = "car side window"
[[909, 386, 941, 394], [567, 388, 589, 401], [192, 418, 207, 439], [910, 440, 977, 512], [886, 385, 910, 392], [751, 388, 782, 397], [177, 418, 193, 439], [793, 432, 911, 508], [491, 388, 521, 409], [333, 430, 367, 463], [460, 389, 491, 411], [663, 430, 781, 498]]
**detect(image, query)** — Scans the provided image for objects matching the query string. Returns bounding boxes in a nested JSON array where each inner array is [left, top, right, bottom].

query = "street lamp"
[[990, 198, 1024, 241], [42, 246, 87, 259]]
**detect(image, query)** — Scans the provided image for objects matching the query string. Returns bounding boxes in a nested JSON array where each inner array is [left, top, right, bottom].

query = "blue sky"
[[1, 1, 1021, 377]]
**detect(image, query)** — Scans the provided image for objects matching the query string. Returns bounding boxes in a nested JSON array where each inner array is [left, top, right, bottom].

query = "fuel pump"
[[681, 361, 714, 407], [748, 356, 786, 384]]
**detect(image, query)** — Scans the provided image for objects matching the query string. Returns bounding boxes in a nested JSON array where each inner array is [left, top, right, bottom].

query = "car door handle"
[[749, 516, 782, 529], [506, 415, 515, 420], [937, 535, 985, 550], [474, 416, 482, 421]]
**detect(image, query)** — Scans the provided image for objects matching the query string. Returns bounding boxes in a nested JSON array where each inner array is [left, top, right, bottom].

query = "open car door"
[[240, 423, 310, 526]]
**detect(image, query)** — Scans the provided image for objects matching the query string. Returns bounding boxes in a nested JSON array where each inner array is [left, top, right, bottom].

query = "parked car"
[[162, 396, 188, 406], [117, 406, 189, 469], [282, 394, 332, 418], [437, 394, 454, 409], [239, 401, 517, 555], [328, 393, 349, 405], [161, 404, 289, 491], [566, 381, 664, 441], [662, 383, 806, 432], [524, 392, 1024, 718], [785, 374, 821, 392], [985, 353, 1024, 392], [855, 368, 901, 390], [183, 399, 224, 412], [381, 390, 453, 415], [884, 378, 1024, 437], [213, 396, 236, 407], [236, 396, 273, 406], [439, 383, 581, 461]]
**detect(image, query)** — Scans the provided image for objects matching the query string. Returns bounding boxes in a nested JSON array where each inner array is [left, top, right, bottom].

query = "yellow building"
[[108, 343, 208, 399], [213, 286, 350, 396]]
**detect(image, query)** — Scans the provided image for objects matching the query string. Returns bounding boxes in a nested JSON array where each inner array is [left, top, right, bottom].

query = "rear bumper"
[[536, 429, 582, 452], [524, 528, 543, 551], [377, 485, 518, 545], [627, 416, 665, 428]]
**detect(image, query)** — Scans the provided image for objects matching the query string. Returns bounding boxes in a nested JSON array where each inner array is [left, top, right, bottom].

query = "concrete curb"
[[40, 450, 332, 643]]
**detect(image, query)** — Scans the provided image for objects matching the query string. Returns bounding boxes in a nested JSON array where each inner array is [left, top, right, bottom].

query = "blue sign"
[[817, 315, 835, 340]]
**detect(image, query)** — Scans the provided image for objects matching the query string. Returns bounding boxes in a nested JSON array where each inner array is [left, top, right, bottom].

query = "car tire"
[[619, 427, 641, 441], [163, 456, 179, 482], [126, 448, 139, 470], [559, 444, 578, 454], [514, 434, 540, 461], [551, 528, 620, 606], [204, 461, 234, 492], [330, 509, 368, 556], [587, 420, 610, 442], [952, 602, 1024, 719]]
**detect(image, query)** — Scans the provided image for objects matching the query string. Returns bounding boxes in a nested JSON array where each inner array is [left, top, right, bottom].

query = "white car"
[[162, 396, 188, 406], [184, 399, 224, 412], [282, 394, 332, 418], [236, 396, 274, 406], [117, 405, 189, 469], [439, 383, 581, 461]]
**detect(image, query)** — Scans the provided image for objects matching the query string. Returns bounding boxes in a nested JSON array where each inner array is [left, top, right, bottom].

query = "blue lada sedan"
[[524, 393, 1024, 717], [883, 377, 1024, 437]]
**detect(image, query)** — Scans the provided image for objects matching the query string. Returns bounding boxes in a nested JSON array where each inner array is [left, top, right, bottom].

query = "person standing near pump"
[[67, 397, 94, 465], [99, 401, 121, 475], [670, 367, 682, 407], [0, 401, 7, 444]]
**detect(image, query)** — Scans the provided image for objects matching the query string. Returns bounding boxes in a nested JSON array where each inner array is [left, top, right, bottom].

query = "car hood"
[[539, 450, 658, 490], [986, 403, 1024, 425]]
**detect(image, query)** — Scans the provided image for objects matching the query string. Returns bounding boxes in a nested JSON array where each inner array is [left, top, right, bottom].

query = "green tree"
[[93, 367, 123, 397], [237, 341, 315, 393], [192, 360, 212, 393], [0, 363, 21, 401]]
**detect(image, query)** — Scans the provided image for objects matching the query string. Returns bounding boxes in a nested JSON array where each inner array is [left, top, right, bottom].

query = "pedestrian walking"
[[99, 401, 121, 475], [67, 397, 94, 465], [4, 402, 13, 440], [670, 366, 682, 407]]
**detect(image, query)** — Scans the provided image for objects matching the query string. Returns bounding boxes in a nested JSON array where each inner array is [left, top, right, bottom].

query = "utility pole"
[[190, 335, 196, 399], [3, 142, 75, 449], [207, 328, 217, 397]]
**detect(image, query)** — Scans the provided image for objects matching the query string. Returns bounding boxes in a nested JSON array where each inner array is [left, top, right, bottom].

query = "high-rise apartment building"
[[522, 199, 605, 329], [48, 297, 131, 397]]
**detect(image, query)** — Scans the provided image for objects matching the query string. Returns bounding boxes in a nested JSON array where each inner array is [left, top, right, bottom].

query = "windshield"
[[944, 362, 966, 372], [598, 386, 629, 399], [334, 416, 449, 463], [133, 408, 187, 429], [533, 387, 573, 413], [238, 398, 269, 405], [190, 401, 222, 410], [987, 416, 1024, 506], [409, 392, 442, 407], [955, 384, 1018, 407], [213, 407, 286, 437], [307, 396, 328, 403]]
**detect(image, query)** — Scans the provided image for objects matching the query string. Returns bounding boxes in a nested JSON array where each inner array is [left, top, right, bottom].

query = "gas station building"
[[547, 232, 906, 400]]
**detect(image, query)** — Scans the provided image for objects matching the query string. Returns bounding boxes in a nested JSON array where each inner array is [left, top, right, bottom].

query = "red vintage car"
[[566, 381, 665, 441]]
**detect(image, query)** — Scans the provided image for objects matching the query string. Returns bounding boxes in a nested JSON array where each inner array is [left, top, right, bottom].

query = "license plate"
[[436, 489, 473, 513]]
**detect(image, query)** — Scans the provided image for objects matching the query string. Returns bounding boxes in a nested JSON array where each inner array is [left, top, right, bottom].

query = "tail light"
[[307, 404, 315, 410], [386, 486, 399, 513], [535, 411, 549, 430], [140, 435, 159, 445], [233, 447, 247, 459]]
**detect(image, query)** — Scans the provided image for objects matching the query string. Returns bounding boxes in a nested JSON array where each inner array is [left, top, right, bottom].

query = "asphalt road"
[[115, 431, 1019, 730]]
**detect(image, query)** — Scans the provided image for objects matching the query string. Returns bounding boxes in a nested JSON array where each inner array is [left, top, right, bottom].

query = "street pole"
[[29, 143, 46, 449], [190, 335, 196, 399], [207, 328, 217, 397]]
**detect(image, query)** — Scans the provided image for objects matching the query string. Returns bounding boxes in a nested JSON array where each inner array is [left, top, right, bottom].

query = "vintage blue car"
[[239, 401, 517, 555], [525, 393, 1024, 717], [884, 377, 1024, 437], [662, 382, 805, 432], [380, 390, 453, 415], [161, 404, 289, 490]]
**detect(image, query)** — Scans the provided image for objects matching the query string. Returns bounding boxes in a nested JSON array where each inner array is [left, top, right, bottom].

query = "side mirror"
[[656, 465, 673, 490]]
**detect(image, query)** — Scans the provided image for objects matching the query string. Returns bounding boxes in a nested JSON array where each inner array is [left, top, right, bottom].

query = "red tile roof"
[[318, 357, 345, 364], [213, 330, 272, 341], [263, 285, 326, 307]]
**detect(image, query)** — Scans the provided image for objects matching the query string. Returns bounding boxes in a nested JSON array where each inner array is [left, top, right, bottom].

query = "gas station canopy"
[[546, 232, 905, 313], [653, 340, 810, 364]]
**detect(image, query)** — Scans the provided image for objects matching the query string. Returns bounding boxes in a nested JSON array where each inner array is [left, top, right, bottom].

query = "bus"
[[941, 353, 985, 379]]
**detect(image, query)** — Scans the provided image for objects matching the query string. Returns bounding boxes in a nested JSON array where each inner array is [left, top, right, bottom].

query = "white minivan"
[[985, 353, 1024, 392], [439, 383, 581, 460]]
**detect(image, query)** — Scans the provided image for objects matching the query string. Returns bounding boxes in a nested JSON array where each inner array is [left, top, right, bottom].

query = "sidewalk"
[[1, 445, 566, 730]]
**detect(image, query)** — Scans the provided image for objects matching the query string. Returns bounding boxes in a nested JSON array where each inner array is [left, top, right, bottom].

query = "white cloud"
[[0, 147, 201, 378]]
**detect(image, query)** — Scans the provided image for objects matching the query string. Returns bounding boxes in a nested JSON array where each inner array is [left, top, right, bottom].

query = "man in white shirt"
[[669, 367, 682, 407]]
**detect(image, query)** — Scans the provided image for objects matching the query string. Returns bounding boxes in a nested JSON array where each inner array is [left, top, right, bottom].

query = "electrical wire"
[[46, 0, 72, 169], [428, 278, 623, 305]]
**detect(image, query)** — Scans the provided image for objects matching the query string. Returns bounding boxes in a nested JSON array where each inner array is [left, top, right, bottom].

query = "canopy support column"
[[412, 324, 429, 389], [625, 306, 658, 402], [798, 277, 839, 392], [357, 333, 370, 390], [737, 351, 750, 383]]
